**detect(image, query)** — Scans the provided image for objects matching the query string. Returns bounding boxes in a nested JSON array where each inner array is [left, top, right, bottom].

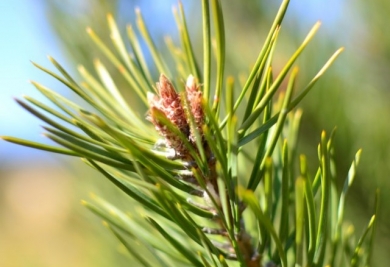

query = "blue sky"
[[0, 0, 71, 162], [0, 0, 351, 164]]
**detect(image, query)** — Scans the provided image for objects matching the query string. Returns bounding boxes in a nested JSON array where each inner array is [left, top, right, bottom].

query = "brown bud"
[[148, 74, 189, 158], [157, 74, 179, 107], [148, 107, 187, 156], [185, 75, 204, 143]]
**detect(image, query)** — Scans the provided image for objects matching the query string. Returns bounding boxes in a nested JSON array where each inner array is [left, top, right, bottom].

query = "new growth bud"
[[148, 74, 205, 160], [148, 74, 189, 158], [185, 75, 204, 143]]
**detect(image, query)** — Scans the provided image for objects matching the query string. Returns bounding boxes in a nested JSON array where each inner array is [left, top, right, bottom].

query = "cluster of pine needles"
[[2, 0, 378, 266]]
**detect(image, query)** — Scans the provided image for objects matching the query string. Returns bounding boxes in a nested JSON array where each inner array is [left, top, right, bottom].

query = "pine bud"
[[148, 74, 189, 158], [185, 75, 204, 143]]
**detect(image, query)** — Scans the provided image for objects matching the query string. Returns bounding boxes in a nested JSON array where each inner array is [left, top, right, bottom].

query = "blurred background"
[[0, 0, 389, 265]]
